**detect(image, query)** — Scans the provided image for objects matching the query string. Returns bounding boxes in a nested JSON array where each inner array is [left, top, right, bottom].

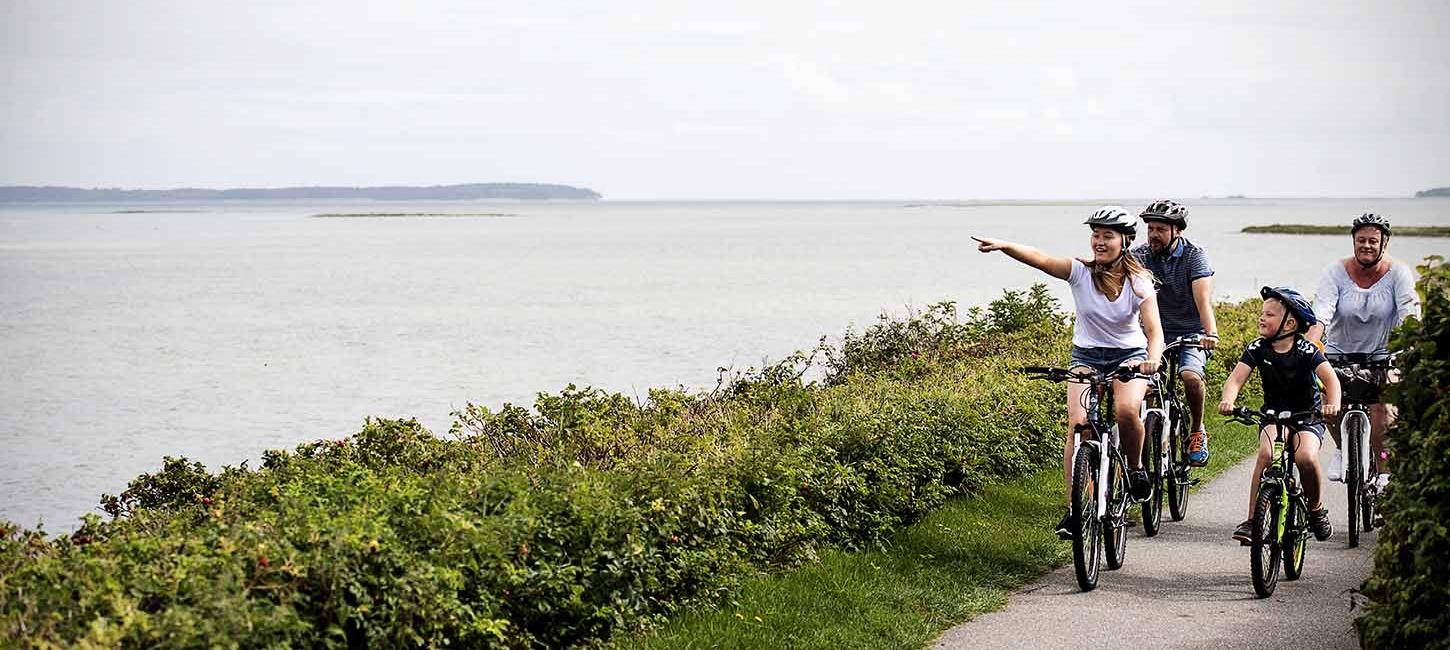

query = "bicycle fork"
[[1071, 427, 1110, 523], [1273, 437, 1289, 542]]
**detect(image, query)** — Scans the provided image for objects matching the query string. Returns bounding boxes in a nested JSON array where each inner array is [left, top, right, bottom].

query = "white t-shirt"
[[1311, 260, 1419, 354], [1068, 258, 1152, 349]]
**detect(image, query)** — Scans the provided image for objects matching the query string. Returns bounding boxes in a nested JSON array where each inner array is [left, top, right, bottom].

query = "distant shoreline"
[[0, 183, 602, 202], [1242, 224, 1450, 237]]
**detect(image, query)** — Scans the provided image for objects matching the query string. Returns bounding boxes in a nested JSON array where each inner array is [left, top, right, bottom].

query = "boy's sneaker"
[[1188, 430, 1210, 467], [1309, 507, 1334, 541], [1327, 449, 1344, 482], [1055, 510, 1074, 540], [1128, 469, 1151, 501], [1232, 520, 1253, 545]]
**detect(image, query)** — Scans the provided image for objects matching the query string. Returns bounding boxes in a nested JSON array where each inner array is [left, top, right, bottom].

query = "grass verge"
[[618, 412, 1262, 650]]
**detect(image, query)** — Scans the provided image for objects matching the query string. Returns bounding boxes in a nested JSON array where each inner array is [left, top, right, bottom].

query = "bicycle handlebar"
[[1228, 406, 1319, 427], [1163, 335, 1206, 353], [1022, 365, 1155, 384]]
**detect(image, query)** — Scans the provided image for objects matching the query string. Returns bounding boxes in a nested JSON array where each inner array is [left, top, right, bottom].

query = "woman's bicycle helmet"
[[1350, 213, 1392, 268], [1083, 205, 1139, 237], [1351, 212, 1392, 236], [1139, 199, 1189, 230], [1260, 286, 1317, 340]]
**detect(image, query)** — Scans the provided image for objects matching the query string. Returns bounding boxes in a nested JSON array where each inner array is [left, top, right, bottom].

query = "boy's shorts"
[[1070, 345, 1148, 375], [1261, 420, 1327, 441]]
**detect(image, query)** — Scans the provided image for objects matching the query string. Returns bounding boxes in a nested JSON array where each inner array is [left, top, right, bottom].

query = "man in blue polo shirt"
[[1132, 200, 1219, 466]]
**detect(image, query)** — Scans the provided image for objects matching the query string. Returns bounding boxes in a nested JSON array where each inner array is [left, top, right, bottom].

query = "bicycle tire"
[[1167, 412, 1190, 521], [1250, 485, 1282, 598], [1346, 411, 1366, 548], [1141, 412, 1164, 537], [1104, 450, 1128, 570], [1071, 444, 1102, 591], [1283, 496, 1308, 581]]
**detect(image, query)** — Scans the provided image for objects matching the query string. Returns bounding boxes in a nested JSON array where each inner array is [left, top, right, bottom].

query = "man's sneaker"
[[1309, 507, 1334, 541], [1232, 520, 1253, 545], [1327, 448, 1344, 482], [1188, 430, 1210, 467], [1055, 510, 1074, 540], [1128, 469, 1151, 502], [1373, 473, 1390, 490]]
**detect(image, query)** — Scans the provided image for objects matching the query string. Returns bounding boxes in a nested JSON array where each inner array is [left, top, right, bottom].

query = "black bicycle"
[[1325, 349, 1395, 548], [1024, 365, 1153, 591], [1140, 335, 1205, 535], [1227, 406, 1318, 598]]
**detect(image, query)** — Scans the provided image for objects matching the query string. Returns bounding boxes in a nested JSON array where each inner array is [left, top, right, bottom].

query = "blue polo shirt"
[[1132, 237, 1214, 337]]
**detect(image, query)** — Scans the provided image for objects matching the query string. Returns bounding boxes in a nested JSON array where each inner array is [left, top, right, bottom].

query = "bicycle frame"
[[1072, 374, 1121, 524], [1143, 337, 1200, 475]]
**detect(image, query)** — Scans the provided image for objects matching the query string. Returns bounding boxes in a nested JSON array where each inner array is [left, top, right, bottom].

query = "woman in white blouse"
[[1307, 213, 1420, 487]]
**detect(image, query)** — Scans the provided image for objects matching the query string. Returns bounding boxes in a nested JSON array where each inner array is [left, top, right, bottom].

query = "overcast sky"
[[3, 1, 1448, 199]]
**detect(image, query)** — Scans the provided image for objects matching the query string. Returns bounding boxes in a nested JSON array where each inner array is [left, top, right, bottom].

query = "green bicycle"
[[1229, 406, 1319, 597]]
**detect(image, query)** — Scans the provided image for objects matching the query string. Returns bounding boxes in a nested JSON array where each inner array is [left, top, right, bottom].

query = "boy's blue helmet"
[[1260, 286, 1316, 332]]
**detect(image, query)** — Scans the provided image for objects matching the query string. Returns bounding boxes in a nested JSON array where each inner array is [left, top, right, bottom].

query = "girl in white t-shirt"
[[975, 206, 1165, 539]]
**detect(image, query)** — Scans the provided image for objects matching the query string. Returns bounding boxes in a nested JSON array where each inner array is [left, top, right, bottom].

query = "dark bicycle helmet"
[[1139, 199, 1188, 230], [1351, 212, 1392, 236], [1083, 205, 1139, 237], [1260, 286, 1316, 339]]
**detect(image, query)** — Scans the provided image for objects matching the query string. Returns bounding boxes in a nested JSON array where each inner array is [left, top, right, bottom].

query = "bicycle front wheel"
[[1284, 497, 1308, 581], [1104, 451, 1128, 570], [1345, 411, 1368, 548], [1141, 412, 1165, 536], [1071, 444, 1103, 592], [1166, 412, 1190, 521], [1250, 484, 1282, 598]]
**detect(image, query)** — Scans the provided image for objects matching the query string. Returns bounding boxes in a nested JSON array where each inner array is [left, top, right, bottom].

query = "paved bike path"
[[935, 444, 1372, 649]]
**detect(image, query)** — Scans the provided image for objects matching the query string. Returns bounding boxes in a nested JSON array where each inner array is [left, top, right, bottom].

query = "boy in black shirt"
[[1218, 287, 1342, 543]]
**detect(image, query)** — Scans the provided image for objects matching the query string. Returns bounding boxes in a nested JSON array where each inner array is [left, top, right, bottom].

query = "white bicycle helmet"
[[1351, 212, 1392, 236], [1083, 205, 1139, 237]]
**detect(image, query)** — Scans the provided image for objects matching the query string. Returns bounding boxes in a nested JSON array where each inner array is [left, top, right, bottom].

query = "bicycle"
[[1139, 334, 1205, 535], [1226, 406, 1319, 598], [1325, 348, 1395, 548], [1024, 364, 1153, 591]]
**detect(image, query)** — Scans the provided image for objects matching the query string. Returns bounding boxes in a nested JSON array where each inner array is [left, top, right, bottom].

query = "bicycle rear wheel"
[[1166, 412, 1190, 521], [1071, 444, 1103, 591], [1250, 484, 1282, 598], [1345, 411, 1367, 548], [1141, 412, 1164, 537], [1104, 450, 1128, 569], [1283, 496, 1308, 581]]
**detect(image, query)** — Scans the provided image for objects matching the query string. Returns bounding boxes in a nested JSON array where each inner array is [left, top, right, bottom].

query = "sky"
[[3, 1, 1449, 200]]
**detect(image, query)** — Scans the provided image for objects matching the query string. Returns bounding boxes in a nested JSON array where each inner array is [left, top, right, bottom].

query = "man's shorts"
[[1166, 332, 1210, 378]]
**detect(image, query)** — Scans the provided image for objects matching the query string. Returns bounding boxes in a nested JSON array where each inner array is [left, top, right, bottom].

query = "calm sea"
[[2, 199, 1446, 529]]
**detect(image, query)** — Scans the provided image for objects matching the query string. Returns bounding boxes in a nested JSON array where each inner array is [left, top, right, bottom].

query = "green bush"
[[1358, 256, 1450, 650], [0, 287, 1263, 648]]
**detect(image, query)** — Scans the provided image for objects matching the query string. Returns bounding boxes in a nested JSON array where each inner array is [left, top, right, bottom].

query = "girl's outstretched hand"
[[972, 236, 1005, 252], [1217, 399, 1234, 416]]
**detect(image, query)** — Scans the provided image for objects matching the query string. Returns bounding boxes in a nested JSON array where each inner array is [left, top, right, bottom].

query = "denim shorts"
[[1069, 345, 1148, 374], [1171, 344, 1209, 378]]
